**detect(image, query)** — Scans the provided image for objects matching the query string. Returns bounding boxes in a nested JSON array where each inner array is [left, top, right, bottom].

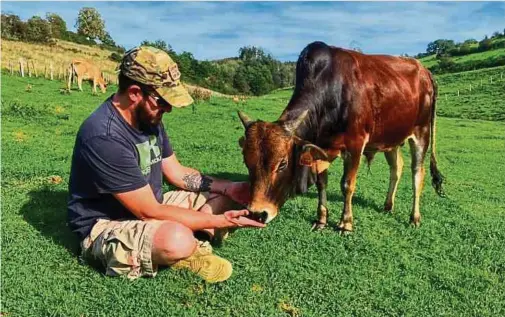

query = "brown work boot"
[[171, 241, 232, 283]]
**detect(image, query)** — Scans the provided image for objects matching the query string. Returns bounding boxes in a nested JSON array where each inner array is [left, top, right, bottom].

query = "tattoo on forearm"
[[182, 173, 213, 192]]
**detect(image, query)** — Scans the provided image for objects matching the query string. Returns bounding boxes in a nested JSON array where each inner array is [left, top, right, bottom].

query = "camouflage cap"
[[120, 46, 193, 108]]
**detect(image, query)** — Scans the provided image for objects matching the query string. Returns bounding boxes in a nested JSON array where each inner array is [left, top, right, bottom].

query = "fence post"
[[19, 58, 25, 77], [31, 60, 37, 77], [9, 60, 13, 75], [50, 62, 54, 80], [469, 84, 472, 92], [28, 60, 32, 77], [457, 90, 460, 97], [490, 76, 493, 83]]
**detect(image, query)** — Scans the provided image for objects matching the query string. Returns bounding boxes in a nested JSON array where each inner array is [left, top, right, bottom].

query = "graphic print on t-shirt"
[[135, 135, 162, 175]]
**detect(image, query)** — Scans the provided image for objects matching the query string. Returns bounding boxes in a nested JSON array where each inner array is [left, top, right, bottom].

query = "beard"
[[136, 99, 163, 132]]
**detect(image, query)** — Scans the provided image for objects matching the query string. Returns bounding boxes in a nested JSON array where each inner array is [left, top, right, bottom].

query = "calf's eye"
[[277, 159, 288, 171]]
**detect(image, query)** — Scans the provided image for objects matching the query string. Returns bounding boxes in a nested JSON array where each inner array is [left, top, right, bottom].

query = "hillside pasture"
[[1, 73, 505, 316], [419, 48, 505, 68], [1, 39, 119, 80]]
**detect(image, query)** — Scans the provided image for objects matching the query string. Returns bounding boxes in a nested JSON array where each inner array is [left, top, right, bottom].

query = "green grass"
[[435, 66, 505, 121], [2, 74, 505, 316], [419, 48, 505, 68]]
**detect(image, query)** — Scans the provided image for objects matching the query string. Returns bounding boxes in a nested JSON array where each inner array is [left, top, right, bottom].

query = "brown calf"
[[238, 41, 444, 232], [67, 60, 107, 94]]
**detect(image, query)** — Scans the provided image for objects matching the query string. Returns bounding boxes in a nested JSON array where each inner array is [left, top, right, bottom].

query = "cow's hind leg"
[[408, 128, 430, 227], [384, 146, 404, 212], [312, 169, 329, 231]]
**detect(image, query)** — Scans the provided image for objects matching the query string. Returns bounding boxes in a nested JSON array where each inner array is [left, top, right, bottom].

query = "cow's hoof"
[[338, 230, 352, 236], [311, 221, 327, 231], [409, 220, 421, 228], [384, 201, 393, 212], [336, 221, 353, 234]]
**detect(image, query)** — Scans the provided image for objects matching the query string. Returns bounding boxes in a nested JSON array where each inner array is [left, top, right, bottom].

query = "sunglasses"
[[143, 90, 171, 109]]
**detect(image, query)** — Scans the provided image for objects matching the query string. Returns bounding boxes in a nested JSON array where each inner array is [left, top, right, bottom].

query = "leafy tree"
[[233, 65, 250, 93], [463, 39, 478, 45], [25, 16, 51, 43], [458, 43, 473, 55], [491, 31, 502, 39], [176, 51, 197, 80], [1, 13, 26, 40], [46, 13, 66, 39], [100, 31, 116, 46], [75, 7, 106, 40], [140, 39, 174, 54], [479, 36, 492, 51], [426, 39, 455, 56]]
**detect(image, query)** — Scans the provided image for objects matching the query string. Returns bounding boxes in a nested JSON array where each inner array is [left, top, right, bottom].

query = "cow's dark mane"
[[279, 41, 349, 148], [278, 42, 351, 195]]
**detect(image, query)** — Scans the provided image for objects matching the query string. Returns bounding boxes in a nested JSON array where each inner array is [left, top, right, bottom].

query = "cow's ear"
[[298, 143, 328, 166], [238, 136, 245, 148]]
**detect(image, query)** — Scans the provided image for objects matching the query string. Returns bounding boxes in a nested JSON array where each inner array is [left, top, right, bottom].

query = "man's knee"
[[152, 221, 196, 265]]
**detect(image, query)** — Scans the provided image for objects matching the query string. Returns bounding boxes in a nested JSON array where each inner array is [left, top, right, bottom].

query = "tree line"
[[1, 9, 125, 54], [1, 7, 295, 96], [139, 40, 295, 96], [414, 30, 505, 74]]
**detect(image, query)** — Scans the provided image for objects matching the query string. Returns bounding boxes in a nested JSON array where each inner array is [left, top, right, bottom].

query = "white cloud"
[[2, 1, 504, 61]]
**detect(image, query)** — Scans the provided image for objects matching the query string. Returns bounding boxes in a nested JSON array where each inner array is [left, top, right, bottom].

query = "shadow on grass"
[[20, 188, 79, 256], [303, 191, 384, 213], [294, 190, 384, 229]]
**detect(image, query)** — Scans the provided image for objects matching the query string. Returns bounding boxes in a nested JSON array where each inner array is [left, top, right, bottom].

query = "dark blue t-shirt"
[[67, 96, 173, 239]]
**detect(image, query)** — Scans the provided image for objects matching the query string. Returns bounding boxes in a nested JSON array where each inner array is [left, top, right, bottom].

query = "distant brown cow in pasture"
[[67, 60, 107, 94], [238, 41, 445, 232]]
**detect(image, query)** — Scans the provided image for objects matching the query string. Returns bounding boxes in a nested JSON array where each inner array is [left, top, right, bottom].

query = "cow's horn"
[[283, 109, 309, 135], [238, 111, 253, 129]]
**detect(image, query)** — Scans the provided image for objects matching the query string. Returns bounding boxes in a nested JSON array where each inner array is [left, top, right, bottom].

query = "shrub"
[[109, 52, 122, 62], [190, 87, 212, 102]]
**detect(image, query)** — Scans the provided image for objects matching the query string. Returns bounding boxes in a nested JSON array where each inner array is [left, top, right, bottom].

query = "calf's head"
[[238, 110, 327, 224], [98, 76, 107, 93]]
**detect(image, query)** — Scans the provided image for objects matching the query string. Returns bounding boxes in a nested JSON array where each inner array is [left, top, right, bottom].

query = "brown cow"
[[238, 41, 445, 232], [67, 60, 107, 94]]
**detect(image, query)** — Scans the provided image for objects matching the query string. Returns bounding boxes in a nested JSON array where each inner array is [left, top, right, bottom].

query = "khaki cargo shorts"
[[80, 190, 211, 279]]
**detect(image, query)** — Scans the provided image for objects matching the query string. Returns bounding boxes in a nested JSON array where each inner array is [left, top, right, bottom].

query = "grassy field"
[[436, 66, 505, 121], [419, 47, 505, 68], [2, 73, 505, 317]]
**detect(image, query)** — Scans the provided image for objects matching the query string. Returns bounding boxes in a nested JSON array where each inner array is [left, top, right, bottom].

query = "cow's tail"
[[428, 73, 445, 197]]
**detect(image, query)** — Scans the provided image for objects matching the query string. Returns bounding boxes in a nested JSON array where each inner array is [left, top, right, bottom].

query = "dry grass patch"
[[1, 39, 118, 80]]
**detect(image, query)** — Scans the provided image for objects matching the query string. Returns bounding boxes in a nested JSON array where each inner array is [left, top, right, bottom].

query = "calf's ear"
[[293, 136, 328, 166]]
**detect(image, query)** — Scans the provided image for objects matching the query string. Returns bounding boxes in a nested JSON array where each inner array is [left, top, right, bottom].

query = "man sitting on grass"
[[67, 46, 264, 283]]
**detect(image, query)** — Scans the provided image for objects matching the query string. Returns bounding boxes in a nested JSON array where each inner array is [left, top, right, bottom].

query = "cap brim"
[[156, 83, 194, 108]]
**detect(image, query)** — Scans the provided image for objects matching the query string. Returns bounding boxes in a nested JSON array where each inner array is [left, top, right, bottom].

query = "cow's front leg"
[[312, 169, 329, 231], [337, 151, 361, 233]]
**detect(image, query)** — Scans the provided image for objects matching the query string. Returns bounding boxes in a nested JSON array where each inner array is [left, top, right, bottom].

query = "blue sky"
[[2, 1, 504, 62]]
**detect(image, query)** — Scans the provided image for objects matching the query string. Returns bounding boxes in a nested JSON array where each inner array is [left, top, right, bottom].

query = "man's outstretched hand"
[[223, 209, 266, 228]]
